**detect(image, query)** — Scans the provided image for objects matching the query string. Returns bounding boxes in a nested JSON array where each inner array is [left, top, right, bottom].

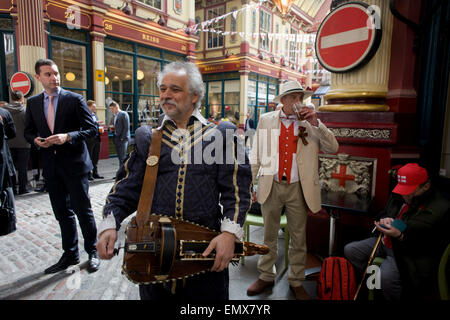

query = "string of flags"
[[186, 0, 319, 60], [187, 0, 316, 43]]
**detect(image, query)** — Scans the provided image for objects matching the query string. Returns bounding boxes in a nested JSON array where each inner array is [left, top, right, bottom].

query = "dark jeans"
[[10, 148, 30, 193], [344, 237, 402, 301]]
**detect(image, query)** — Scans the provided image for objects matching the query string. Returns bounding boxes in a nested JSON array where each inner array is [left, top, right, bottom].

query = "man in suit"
[[24, 59, 100, 273], [247, 80, 339, 299], [86, 100, 103, 180], [244, 111, 255, 147], [108, 101, 130, 166]]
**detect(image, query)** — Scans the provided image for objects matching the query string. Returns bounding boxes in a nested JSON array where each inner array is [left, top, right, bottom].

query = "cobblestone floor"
[[0, 158, 311, 301]]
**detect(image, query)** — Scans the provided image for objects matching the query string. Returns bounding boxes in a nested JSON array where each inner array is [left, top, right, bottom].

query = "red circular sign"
[[315, 2, 382, 73], [10, 71, 35, 97]]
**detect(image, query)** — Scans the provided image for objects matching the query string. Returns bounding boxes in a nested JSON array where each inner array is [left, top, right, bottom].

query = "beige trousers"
[[257, 180, 308, 287]]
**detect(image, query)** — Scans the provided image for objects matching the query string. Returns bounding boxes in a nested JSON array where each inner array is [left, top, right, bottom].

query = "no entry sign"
[[315, 2, 382, 73], [9, 71, 35, 97]]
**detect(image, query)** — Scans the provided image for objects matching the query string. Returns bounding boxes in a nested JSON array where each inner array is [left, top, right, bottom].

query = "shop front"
[[0, 14, 16, 102]]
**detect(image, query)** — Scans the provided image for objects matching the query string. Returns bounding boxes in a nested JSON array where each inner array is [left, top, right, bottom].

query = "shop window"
[[247, 74, 279, 127], [224, 80, 240, 124], [289, 28, 297, 63], [230, 7, 237, 42], [164, 52, 185, 62], [137, 0, 162, 10], [49, 24, 90, 99], [0, 17, 15, 101], [207, 6, 225, 49], [275, 23, 280, 54], [50, 24, 87, 42], [51, 40, 87, 98], [259, 10, 271, 52], [105, 50, 134, 131], [137, 57, 160, 126], [137, 45, 161, 58], [105, 37, 186, 131], [208, 81, 222, 121], [105, 38, 133, 52]]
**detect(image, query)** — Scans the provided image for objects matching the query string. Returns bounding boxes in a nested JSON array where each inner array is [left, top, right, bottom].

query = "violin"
[[117, 214, 269, 284]]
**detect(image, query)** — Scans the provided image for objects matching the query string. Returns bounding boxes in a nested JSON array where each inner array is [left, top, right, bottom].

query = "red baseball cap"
[[392, 163, 428, 195]]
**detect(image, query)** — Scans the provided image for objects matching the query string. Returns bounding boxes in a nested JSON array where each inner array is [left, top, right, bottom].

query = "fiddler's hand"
[[202, 231, 236, 272], [97, 229, 118, 260]]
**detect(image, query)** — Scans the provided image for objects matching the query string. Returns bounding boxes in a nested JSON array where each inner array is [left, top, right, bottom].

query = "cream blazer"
[[249, 110, 339, 213]]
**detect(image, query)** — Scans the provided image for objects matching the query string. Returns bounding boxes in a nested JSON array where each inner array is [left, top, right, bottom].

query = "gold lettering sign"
[[142, 33, 160, 44], [204, 65, 224, 72], [104, 23, 113, 31]]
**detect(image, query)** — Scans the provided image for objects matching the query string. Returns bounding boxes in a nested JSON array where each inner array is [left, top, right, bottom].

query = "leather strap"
[[136, 129, 163, 235]]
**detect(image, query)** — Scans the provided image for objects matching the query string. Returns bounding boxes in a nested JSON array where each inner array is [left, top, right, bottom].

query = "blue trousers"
[[344, 237, 402, 300]]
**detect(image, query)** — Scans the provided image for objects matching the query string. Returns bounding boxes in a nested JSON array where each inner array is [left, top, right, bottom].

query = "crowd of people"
[[0, 59, 448, 302]]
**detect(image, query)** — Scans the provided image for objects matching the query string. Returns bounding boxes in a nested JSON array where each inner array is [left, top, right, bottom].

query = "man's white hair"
[[157, 61, 205, 110]]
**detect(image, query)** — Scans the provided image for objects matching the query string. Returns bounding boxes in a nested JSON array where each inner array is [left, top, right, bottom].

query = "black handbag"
[[0, 186, 16, 236]]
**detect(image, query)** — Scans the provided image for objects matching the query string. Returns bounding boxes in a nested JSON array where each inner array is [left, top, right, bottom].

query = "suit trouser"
[[86, 137, 100, 171], [257, 180, 308, 287], [114, 138, 128, 166], [45, 166, 97, 257]]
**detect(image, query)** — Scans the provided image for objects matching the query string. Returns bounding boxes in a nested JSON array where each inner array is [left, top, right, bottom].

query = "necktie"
[[47, 95, 55, 133]]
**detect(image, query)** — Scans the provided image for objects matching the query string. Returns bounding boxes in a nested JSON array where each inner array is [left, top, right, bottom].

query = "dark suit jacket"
[[24, 88, 97, 179], [113, 110, 130, 142], [245, 118, 255, 131]]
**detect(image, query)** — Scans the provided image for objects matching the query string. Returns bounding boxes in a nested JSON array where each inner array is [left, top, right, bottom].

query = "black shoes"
[[35, 185, 47, 193], [92, 172, 104, 179], [89, 170, 104, 180], [88, 251, 100, 273], [44, 251, 100, 274], [44, 254, 80, 274]]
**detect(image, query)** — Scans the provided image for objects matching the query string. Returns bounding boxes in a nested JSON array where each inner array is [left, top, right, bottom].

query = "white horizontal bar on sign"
[[320, 27, 369, 49], [11, 81, 29, 88]]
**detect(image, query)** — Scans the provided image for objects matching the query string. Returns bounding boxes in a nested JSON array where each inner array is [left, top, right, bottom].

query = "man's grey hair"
[[157, 61, 204, 110]]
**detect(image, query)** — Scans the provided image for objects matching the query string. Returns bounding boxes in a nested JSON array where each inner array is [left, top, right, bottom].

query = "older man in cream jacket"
[[247, 80, 339, 300]]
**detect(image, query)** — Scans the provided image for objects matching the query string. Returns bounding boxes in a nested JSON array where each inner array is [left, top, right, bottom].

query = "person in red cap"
[[344, 163, 450, 300]]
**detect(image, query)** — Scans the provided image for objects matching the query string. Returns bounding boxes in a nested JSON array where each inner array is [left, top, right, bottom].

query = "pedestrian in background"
[[108, 101, 130, 167], [0, 104, 16, 235], [2, 90, 31, 195], [86, 100, 104, 180]]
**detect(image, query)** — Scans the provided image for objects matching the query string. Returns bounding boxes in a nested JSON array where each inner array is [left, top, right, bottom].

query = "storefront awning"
[[313, 85, 330, 96]]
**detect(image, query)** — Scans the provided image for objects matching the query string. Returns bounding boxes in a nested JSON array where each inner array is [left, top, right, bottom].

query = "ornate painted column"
[[319, 0, 394, 111], [90, 11, 109, 160], [16, 0, 47, 94], [90, 13, 106, 123]]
